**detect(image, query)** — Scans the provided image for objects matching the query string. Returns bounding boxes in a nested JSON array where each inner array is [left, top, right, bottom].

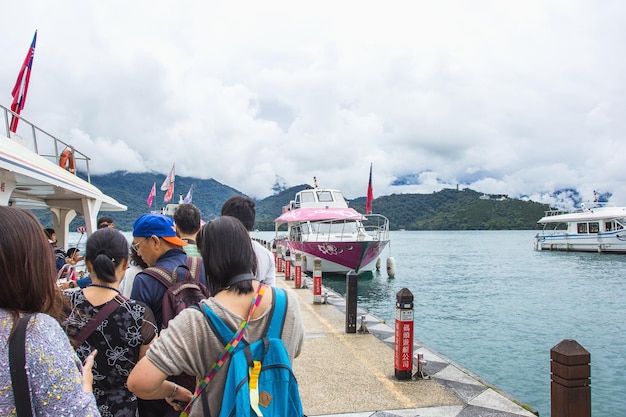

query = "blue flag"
[[183, 184, 193, 204]]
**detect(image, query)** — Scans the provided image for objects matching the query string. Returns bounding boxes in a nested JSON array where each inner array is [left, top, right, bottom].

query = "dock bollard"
[[345, 270, 358, 333], [276, 246, 283, 273], [313, 258, 322, 304], [295, 253, 302, 288], [551, 339, 591, 417], [394, 288, 414, 380], [285, 250, 291, 280]]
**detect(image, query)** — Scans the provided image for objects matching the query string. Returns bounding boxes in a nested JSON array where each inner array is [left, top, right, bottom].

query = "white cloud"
[[3, 0, 626, 208]]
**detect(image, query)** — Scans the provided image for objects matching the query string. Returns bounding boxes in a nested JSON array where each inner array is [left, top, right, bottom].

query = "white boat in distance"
[[1, 103, 126, 249], [533, 202, 626, 253], [274, 187, 390, 274]]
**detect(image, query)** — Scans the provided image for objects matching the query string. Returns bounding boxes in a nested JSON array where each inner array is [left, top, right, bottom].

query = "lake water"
[[69, 230, 625, 416], [253, 230, 626, 417]]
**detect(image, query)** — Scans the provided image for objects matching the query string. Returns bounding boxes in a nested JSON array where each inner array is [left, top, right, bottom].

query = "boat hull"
[[283, 239, 389, 274], [533, 231, 626, 253]]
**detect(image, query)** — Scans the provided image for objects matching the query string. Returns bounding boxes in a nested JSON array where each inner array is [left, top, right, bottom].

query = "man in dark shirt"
[[129, 213, 206, 417]]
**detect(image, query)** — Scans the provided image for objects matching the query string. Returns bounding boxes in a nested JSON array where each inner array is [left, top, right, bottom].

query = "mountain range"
[[43, 171, 550, 231]]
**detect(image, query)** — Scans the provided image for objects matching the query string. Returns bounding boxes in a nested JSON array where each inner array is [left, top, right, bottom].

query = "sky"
[[2, 1, 626, 208]]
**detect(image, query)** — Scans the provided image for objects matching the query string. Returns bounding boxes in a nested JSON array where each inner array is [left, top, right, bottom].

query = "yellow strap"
[[249, 360, 263, 417]]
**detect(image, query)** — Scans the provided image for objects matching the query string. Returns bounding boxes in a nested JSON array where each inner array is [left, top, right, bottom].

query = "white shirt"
[[253, 239, 275, 286]]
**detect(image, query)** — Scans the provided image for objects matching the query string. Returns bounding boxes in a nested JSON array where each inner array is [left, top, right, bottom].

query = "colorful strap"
[[181, 284, 266, 417]]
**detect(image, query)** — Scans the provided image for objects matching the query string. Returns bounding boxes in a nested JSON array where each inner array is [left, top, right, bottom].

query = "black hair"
[[221, 195, 256, 231], [173, 203, 202, 235], [197, 216, 257, 294], [66, 247, 79, 257], [97, 215, 114, 228], [129, 245, 148, 269], [85, 228, 128, 283], [44, 228, 55, 240]]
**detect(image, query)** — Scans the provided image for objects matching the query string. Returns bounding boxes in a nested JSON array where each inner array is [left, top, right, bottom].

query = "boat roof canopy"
[[275, 207, 366, 223], [538, 206, 626, 224]]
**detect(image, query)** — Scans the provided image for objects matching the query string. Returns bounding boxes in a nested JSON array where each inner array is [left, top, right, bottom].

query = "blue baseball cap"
[[132, 213, 187, 246]]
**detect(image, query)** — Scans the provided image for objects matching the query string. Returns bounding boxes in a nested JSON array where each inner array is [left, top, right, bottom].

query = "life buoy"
[[59, 149, 76, 174]]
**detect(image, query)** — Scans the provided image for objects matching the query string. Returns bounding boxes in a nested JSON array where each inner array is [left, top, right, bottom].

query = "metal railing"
[[1, 103, 92, 182]]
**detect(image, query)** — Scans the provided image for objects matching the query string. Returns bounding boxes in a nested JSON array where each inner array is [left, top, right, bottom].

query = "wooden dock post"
[[551, 339, 590, 417]]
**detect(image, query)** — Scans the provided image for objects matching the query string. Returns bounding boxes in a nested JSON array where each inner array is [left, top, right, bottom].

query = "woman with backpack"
[[128, 216, 305, 416], [0, 206, 100, 416], [62, 228, 159, 417]]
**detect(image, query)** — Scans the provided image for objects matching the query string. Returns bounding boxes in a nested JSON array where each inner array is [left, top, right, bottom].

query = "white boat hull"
[[534, 231, 626, 253]]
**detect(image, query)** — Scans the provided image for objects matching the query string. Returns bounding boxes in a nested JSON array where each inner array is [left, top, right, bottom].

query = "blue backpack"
[[201, 287, 304, 417]]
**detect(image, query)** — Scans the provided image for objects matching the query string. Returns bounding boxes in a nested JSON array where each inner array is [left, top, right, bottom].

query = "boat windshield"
[[310, 221, 359, 234], [316, 190, 334, 202]]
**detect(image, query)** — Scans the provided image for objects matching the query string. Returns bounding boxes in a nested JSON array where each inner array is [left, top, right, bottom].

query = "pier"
[[277, 272, 538, 417]]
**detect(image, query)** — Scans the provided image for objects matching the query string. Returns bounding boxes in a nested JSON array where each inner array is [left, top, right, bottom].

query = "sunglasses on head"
[[98, 222, 110, 229]]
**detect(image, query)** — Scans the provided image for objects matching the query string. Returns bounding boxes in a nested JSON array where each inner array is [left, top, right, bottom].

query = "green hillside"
[[38, 172, 550, 231]]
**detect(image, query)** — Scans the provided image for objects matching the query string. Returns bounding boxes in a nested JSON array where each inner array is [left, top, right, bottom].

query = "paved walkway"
[[276, 273, 538, 417]]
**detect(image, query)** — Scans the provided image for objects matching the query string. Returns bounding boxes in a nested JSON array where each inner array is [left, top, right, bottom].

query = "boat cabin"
[[285, 188, 349, 212]]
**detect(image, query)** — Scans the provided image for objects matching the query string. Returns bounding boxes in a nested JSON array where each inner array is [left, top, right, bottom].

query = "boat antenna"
[[314, 177, 318, 188]]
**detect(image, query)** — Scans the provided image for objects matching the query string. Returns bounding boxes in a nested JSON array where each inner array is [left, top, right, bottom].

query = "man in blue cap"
[[130, 213, 206, 329], [130, 213, 207, 417]]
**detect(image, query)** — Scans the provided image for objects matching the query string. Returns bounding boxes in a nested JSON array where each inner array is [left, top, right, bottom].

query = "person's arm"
[[127, 357, 192, 408]]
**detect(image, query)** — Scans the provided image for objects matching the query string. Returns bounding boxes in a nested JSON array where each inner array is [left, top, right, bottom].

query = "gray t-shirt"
[[146, 287, 304, 417]]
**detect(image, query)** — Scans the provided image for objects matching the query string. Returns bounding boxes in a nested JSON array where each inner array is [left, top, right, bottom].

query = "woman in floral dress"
[[63, 228, 158, 417]]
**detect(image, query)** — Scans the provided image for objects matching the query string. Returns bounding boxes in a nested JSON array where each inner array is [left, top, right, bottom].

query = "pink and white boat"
[[274, 187, 390, 274]]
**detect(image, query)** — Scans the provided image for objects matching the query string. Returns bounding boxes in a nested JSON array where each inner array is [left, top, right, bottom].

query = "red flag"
[[366, 163, 374, 214], [10, 31, 37, 133], [146, 182, 156, 206], [163, 182, 175, 202]]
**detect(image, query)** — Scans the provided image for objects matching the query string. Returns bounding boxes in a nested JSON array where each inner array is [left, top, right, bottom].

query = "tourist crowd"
[[0, 196, 303, 417]]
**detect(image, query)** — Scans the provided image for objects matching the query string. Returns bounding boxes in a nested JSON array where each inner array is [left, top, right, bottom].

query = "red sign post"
[[285, 252, 291, 280], [394, 288, 414, 380], [295, 253, 302, 288], [313, 258, 322, 303]]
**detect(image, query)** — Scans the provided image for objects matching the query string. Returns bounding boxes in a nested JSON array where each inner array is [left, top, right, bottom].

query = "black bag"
[[142, 256, 210, 328]]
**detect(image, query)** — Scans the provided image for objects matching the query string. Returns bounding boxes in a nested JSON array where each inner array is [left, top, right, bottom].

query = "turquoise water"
[[252, 230, 626, 417], [70, 230, 625, 416]]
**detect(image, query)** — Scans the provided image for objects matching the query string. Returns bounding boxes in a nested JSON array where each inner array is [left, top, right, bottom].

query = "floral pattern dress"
[[63, 290, 158, 417]]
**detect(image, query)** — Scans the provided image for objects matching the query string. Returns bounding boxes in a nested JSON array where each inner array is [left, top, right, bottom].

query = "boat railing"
[[542, 202, 618, 218], [1, 103, 92, 182]]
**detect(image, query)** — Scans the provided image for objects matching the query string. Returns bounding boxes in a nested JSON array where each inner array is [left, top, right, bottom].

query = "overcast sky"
[[2, 1, 626, 208]]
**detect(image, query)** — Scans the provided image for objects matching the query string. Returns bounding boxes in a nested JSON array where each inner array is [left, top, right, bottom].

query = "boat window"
[[606, 221, 615, 231], [316, 191, 334, 202], [311, 221, 358, 234], [589, 222, 599, 233], [333, 191, 345, 203], [577, 223, 588, 234], [300, 192, 315, 203]]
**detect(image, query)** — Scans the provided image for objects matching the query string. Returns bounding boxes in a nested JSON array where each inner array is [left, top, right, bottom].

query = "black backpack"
[[142, 256, 210, 329]]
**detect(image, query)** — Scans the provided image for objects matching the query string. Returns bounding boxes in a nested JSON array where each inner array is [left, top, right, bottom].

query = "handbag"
[[9, 313, 35, 417], [181, 283, 267, 417]]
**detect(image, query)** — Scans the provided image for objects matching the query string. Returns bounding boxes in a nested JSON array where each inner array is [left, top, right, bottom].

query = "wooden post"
[[551, 339, 590, 417]]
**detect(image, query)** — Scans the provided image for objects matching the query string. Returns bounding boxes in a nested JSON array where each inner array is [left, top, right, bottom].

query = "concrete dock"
[[276, 273, 538, 417]]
